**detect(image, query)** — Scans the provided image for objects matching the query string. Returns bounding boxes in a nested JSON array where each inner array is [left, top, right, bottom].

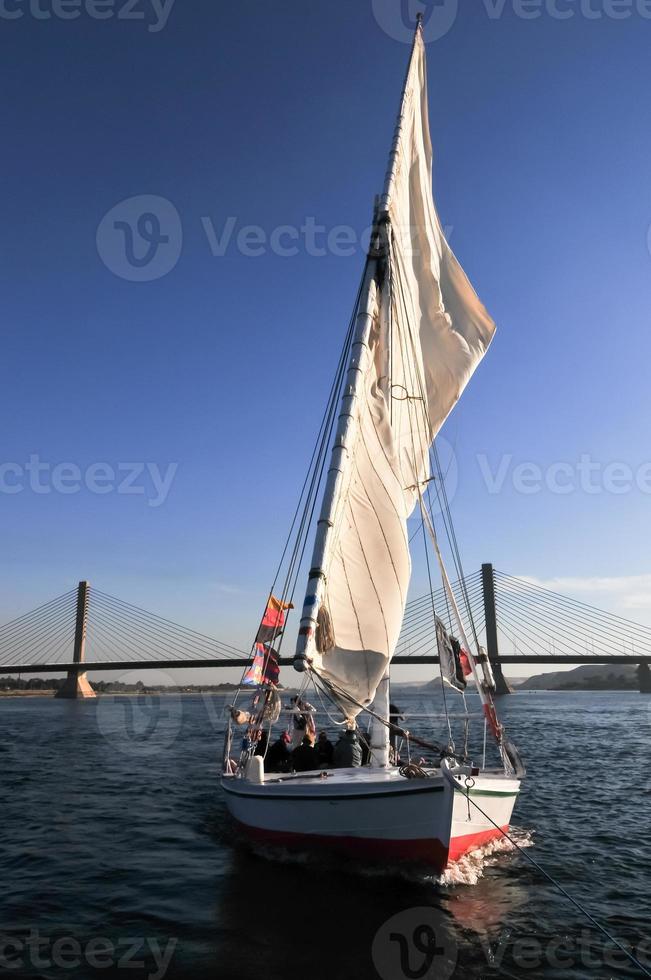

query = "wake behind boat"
[[221, 15, 525, 876]]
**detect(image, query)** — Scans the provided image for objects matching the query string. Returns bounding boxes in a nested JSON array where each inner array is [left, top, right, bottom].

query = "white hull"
[[222, 765, 519, 873]]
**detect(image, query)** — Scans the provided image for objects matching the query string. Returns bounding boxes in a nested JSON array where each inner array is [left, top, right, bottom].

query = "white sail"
[[385, 34, 496, 436], [295, 29, 496, 718]]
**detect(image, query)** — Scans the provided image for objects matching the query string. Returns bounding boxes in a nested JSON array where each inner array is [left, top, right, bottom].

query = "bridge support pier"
[[55, 581, 96, 700], [638, 662, 651, 694], [482, 563, 511, 696]]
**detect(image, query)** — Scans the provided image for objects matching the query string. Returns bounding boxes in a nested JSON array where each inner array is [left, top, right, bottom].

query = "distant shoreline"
[[1, 687, 647, 700], [0, 690, 55, 698], [0, 689, 241, 699]]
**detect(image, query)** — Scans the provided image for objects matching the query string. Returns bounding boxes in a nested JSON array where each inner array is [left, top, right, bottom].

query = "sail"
[[297, 29, 495, 719]]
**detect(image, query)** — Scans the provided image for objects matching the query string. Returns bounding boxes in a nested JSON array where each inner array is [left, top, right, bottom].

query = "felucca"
[[222, 15, 524, 874]]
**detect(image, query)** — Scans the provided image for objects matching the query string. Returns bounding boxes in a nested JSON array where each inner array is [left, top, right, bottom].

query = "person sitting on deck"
[[265, 732, 292, 773], [316, 731, 334, 766], [332, 729, 362, 769], [389, 702, 406, 763], [292, 734, 320, 773], [289, 696, 316, 748], [254, 730, 268, 758]]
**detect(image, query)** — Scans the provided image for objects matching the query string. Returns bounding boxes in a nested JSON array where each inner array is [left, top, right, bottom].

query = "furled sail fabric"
[[304, 32, 496, 718], [389, 34, 496, 438]]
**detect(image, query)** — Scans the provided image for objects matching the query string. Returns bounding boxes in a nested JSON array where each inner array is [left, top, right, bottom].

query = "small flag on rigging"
[[459, 649, 473, 678], [255, 595, 294, 644], [243, 643, 280, 687], [436, 617, 467, 692]]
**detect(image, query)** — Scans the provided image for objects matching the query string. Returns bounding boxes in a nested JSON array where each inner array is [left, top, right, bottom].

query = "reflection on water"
[[0, 691, 649, 979], [441, 860, 533, 933]]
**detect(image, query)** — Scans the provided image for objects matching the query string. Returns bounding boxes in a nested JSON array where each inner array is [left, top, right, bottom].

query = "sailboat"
[[221, 16, 524, 875]]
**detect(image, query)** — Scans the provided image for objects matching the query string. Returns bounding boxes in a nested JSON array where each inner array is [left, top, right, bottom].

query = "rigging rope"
[[443, 771, 651, 978]]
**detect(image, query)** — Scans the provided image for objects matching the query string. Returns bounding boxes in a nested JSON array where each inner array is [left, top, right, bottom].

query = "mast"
[[380, 13, 424, 219], [294, 20, 423, 676], [294, 252, 379, 672]]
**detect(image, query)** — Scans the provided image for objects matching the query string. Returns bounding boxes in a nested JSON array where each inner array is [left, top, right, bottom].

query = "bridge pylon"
[[55, 581, 96, 700], [481, 563, 511, 696], [638, 662, 651, 694]]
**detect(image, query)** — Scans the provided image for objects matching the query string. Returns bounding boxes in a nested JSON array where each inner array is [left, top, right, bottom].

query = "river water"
[[1, 690, 649, 979]]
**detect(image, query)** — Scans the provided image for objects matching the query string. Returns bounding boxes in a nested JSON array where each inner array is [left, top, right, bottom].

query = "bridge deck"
[[0, 655, 649, 675]]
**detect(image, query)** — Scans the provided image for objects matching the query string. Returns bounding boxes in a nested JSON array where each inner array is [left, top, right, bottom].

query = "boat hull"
[[448, 770, 521, 863], [222, 767, 519, 873]]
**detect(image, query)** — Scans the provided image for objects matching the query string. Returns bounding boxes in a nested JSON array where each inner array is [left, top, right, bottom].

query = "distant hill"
[[519, 664, 638, 691], [393, 665, 645, 693], [394, 675, 522, 692]]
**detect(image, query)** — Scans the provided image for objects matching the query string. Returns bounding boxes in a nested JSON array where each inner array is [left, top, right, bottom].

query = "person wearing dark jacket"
[[316, 731, 334, 766], [265, 732, 292, 773], [292, 735, 320, 773], [332, 729, 363, 768], [254, 731, 268, 757], [389, 703, 406, 753]]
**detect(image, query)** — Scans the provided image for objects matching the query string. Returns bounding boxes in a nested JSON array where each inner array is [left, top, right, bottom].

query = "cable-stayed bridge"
[[1, 565, 650, 696]]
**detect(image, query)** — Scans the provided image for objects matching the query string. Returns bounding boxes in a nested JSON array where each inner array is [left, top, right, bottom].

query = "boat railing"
[[273, 708, 484, 720]]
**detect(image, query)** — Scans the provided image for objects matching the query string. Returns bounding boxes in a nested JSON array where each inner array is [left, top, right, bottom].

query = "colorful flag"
[[242, 648, 264, 686], [268, 596, 294, 615], [256, 595, 294, 644], [242, 643, 280, 687], [262, 645, 280, 686]]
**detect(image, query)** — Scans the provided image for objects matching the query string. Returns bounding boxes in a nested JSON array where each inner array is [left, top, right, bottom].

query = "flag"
[[242, 648, 264, 686], [268, 596, 294, 614], [262, 645, 280, 686], [483, 703, 501, 741], [436, 618, 467, 692], [459, 650, 473, 677], [243, 644, 280, 687], [256, 595, 294, 644]]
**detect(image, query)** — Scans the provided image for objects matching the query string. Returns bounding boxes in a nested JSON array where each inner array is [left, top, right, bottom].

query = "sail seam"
[[347, 496, 391, 656], [355, 430, 407, 604], [336, 536, 365, 651]]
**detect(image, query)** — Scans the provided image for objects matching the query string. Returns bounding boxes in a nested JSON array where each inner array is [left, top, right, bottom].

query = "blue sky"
[[1, 0, 650, 683]]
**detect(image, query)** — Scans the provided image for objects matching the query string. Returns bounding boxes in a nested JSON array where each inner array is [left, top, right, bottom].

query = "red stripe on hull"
[[232, 819, 511, 873], [232, 819, 450, 873], [448, 825, 510, 863]]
